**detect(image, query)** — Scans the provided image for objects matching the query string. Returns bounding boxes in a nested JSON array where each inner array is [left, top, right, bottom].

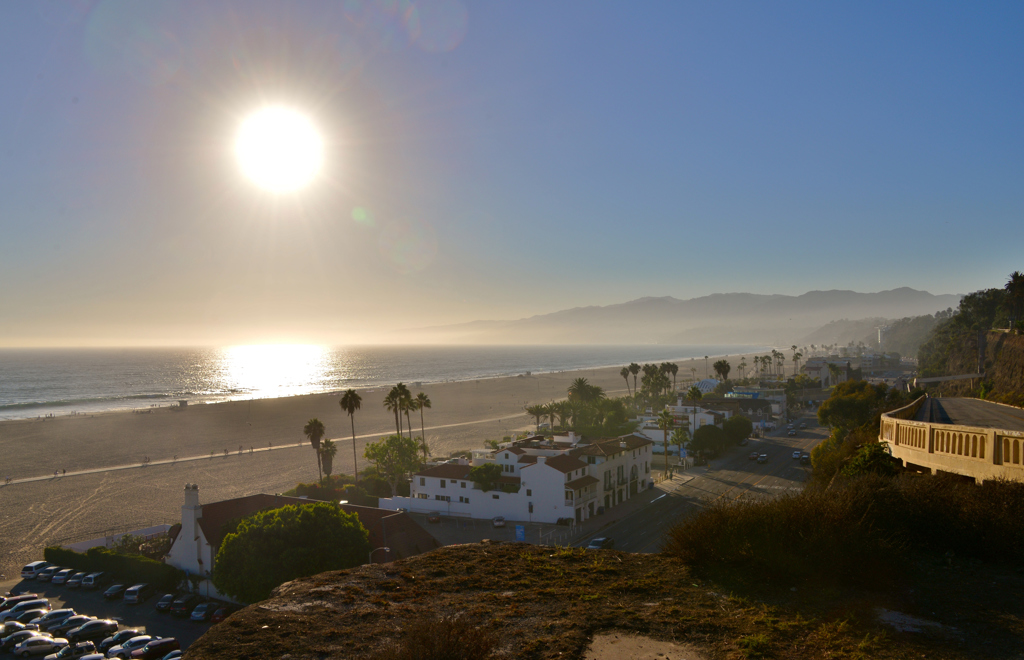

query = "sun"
[[235, 107, 324, 193]]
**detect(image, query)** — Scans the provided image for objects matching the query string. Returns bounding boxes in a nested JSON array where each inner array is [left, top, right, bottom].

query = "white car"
[[13, 635, 68, 658], [792, 450, 801, 459], [105, 635, 154, 660], [491, 516, 506, 528]]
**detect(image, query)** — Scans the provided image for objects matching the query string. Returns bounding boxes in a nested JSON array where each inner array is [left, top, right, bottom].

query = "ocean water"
[[0, 344, 763, 420]]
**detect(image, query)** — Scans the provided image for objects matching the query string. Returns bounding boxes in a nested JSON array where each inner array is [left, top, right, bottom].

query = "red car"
[[130, 637, 179, 659], [210, 607, 233, 623]]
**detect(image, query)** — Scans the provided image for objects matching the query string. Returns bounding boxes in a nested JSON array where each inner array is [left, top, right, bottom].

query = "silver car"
[[13, 635, 68, 657]]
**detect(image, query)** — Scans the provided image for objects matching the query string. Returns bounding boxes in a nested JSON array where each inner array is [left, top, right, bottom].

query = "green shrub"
[[662, 473, 1024, 588], [43, 545, 182, 591]]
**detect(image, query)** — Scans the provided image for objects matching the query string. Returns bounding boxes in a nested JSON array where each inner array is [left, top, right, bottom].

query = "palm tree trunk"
[[420, 409, 427, 462], [351, 416, 359, 486]]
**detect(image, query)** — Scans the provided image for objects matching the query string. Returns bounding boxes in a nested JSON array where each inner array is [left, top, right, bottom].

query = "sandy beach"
[[0, 352, 756, 578]]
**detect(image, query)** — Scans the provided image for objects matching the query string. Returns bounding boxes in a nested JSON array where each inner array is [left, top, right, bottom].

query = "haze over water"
[[0, 344, 762, 420]]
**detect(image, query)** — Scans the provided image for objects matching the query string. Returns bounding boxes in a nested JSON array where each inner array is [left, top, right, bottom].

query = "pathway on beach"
[[0, 411, 533, 487]]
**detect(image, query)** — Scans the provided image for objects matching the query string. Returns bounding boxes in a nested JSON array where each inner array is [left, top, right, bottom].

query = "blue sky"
[[1, 1, 1022, 346]]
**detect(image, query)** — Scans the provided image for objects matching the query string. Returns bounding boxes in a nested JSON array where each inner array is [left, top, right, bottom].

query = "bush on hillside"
[[662, 473, 1024, 588]]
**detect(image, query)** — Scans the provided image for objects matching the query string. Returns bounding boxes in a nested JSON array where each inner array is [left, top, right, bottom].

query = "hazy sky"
[[2, 1, 1022, 347]]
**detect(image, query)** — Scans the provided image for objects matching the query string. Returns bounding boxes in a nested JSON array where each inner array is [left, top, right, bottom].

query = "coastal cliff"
[[928, 331, 1024, 406]]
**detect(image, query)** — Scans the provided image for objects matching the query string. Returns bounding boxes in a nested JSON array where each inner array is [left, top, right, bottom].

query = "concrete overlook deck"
[[881, 396, 1024, 483], [914, 397, 1024, 432]]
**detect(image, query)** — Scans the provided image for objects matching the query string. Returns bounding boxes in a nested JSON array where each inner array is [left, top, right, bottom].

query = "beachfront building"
[[164, 484, 439, 602], [379, 433, 654, 524]]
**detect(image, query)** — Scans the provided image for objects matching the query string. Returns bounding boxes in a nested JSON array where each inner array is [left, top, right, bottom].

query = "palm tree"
[[671, 427, 690, 464], [544, 401, 560, 429], [657, 410, 674, 478], [791, 345, 799, 377], [414, 392, 432, 461], [792, 350, 802, 378], [339, 389, 362, 485], [303, 418, 326, 484], [320, 439, 337, 486], [713, 359, 731, 381], [620, 367, 632, 396], [686, 386, 703, 435], [628, 362, 641, 396], [525, 404, 547, 430], [383, 389, 401, 438], [739, 358, 747, 379], [668, 363, 678, 393]]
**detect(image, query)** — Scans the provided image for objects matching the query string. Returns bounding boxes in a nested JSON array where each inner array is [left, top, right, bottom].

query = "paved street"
[[415, 411, 829, 554]]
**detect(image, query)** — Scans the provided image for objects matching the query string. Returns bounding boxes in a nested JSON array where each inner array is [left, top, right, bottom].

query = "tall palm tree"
[[544, 401, 560, 429], [628, 362, 641, 396], [383, 389, 401, 438], [340, 389, 362, 485], [792, 350, 802, 378], [790, 345, 799, 377], [739, 358, 747, 379], [686, 386, 703, 435], [1007, 271, 1024, 333], [620, 367, 632, 396], [671, 427, 690, 464], [668, 363, 678, 393], [414, 392, 432, 461], [657, 410, 674, 477], [320, 439, 337, 486], [303, 418, 326, 484]]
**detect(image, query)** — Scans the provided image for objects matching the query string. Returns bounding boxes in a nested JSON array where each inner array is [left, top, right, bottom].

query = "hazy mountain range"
[[399, 288, 962, 346]]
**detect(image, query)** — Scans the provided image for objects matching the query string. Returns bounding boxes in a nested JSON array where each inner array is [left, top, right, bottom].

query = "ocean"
[[0, 344, 763, 420]]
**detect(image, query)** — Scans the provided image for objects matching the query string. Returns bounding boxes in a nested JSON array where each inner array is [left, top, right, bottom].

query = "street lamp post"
[[369, 547, 391, 564]]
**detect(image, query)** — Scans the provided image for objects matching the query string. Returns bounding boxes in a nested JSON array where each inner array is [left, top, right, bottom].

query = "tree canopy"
[[468, 463, 502, 492], [690, 425, 727, 456], [363, 434, 421, 497], [212, 502, 370, 603], [723, 415, 753, 445]]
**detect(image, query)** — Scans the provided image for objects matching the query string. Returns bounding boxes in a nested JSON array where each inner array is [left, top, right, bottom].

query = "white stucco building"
[[379, 433, 654, 524]]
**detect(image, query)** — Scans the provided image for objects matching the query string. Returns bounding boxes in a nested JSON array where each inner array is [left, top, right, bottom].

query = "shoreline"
[[0, 346, 766, 422], [0, 351, 764, 578]]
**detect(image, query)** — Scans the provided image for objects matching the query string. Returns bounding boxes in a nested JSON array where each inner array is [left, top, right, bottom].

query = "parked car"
[[44, 640, 96, 660], [799, 422, 807, 429], [65, 574, 88, 589], [80, 573, 110, 590], [1, 630, 52, 654], [97, 631, 142, 656], [12, 635, 68, 658], [800, 453, 811, 466], [102, 586, 127, 601], [122, 585, 153, 605], [153, 595, 175, 614], [66, 620, 117, 645], [792, 450, 801, 459], [190, 603, 215, 622], [426, 511, 441, 523], [160, 651, 181, 660], [210, 607, 233, 624], [748, 451, 759, 460], [1, 596, 41, 614], [29, 610, 75, 632], [50, 570, 75, 586], [491, 516, 505, 528], [2, 600, 50, 622], [585, 537, 614, 550], [128, 638, 179, 660], [757, 454, 768, 464], [48, 617, 93, 639], [106, 636, 155, 660], [16, 610, 50, 625], [168, 594, 200, 618], [36, 567, 64, 583], [21, 562, 50, 580], [2, 622, 40, 637]]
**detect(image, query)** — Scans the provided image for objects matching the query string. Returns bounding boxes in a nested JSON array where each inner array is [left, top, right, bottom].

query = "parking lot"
[[2, 574, 216, 654]]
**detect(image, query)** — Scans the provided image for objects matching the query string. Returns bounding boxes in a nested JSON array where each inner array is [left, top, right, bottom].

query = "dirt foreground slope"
[[184, 542, 1021, 660]]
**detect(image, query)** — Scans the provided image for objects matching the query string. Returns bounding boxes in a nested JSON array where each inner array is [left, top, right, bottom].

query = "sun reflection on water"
[[219, 344, 331, 400]]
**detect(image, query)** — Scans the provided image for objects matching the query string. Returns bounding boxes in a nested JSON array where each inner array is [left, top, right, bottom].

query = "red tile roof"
[[542, 455, 588, 473], [566, 475, 599, 490]]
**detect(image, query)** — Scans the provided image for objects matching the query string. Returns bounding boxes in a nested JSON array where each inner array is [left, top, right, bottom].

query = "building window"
[[440, 480, 446, 488], [528, 503, 534, 513], [526, 489, 532, 496], [459, 496, 469, 503], [492, 494, 499, 500], [565, 491, 573, 500], [504, 453, 509, 459], [419, 478, 425, 486], [461, 481, 467, 488]]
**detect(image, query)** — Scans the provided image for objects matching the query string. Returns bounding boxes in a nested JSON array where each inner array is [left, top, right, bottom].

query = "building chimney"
[[183, 483, 200, 508], [537, 456, 547, 465]]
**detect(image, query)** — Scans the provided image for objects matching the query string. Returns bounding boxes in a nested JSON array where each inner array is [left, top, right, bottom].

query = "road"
[[583, 412, 829, 554]]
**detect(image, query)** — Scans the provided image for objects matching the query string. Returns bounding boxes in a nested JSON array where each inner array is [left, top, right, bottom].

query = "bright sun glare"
[[235, 107, 324, 193]]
